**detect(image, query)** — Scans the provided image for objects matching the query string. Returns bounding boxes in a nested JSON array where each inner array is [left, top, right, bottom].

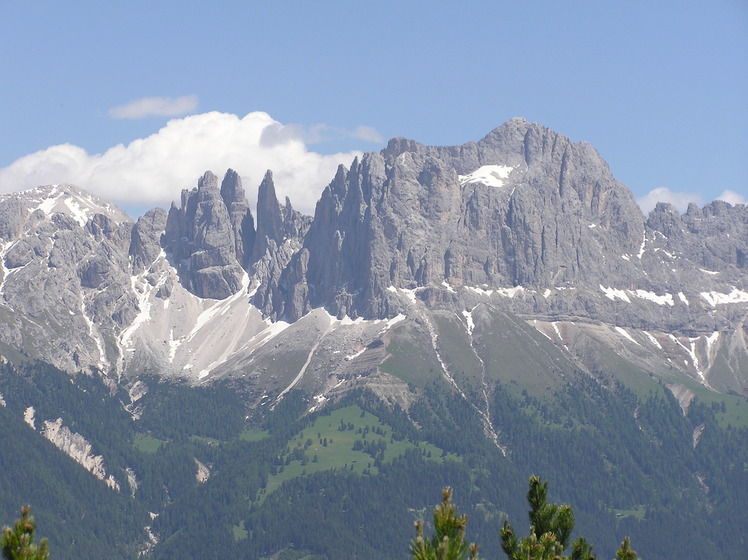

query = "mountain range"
[[0, 118, 746, 559]]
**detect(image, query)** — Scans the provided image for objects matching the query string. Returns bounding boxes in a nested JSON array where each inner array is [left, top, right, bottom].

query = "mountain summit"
[[0, 120, 746, 401]]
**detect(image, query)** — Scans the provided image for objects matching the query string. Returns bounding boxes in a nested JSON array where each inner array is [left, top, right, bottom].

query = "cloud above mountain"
[[638, 187, 747, 214], [715, 190, 746, 206], [108, 95, 199, 119], [0, 111, 373, 215], [637, 187, 703, 213]]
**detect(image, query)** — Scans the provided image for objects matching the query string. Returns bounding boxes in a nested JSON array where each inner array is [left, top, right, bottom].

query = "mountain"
[[0, 119, 746, 559], [0, 118, 745, 398]]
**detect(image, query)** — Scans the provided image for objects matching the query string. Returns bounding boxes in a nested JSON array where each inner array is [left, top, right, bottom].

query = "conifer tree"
[[614, 537, 637, 560], [410, 487, 480, 560], [412, 478, 639, 560], [501, 475, 596, 560], [1, 506, 49, 560]]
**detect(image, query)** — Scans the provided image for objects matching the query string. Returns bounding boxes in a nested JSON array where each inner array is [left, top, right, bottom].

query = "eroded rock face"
[[290, 119, 648, 319], [220, 169, 255, 268], [163, 171, 248, 299], [130, 208, 168, 272], [646, 200, 748, 276], [43, 417, 120, 491], [0, 120, 746, 396], [0, 185, 137, 373], [250, 170, 312, 320]]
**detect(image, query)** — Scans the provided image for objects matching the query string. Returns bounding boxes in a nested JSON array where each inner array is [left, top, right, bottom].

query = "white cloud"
[[260, 122, 383, 146], [638, 187, 748, 214], [716, 189, 746, 206], [637, 187, 703, 214], [0, 111, 366, 215], [350, 125, 384, 143], [108, 95, 199, 119]]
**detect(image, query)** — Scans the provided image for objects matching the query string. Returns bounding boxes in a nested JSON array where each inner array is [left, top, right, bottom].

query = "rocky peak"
[[647, 199, 748, 275], [220, 169, 255, 268], [285, 120, 652, 319], [163, 171, 245, 299], [249, 170, 313, 320], [253, 170, 285, 258], [130, 208, 168, 272]]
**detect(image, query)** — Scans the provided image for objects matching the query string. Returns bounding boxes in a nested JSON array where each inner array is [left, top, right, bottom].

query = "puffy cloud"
[[108, 95, 199, 119], [638, 187, 748, 214], [0, 111, 370, 216], [637, 187, 703, 214], [716, 189, 747, 206]]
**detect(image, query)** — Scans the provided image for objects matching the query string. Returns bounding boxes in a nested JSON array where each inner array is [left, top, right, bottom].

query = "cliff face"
[[289, 119, 655, 319], [42, 417, 120, 491], [0, 119, 746, 397], [163, 171, 247, 299]]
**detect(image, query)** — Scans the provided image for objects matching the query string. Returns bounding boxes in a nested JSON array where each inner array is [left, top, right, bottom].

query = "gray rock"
[[291, 120, 648, 320], [130, 208, 168, 272], [250, 170, 312, 319], [163, 171, 246, 299], [220, 169, 255, 268]]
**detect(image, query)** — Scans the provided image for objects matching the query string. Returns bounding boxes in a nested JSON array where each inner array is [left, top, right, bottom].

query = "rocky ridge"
[[0, 119, 746, 403]]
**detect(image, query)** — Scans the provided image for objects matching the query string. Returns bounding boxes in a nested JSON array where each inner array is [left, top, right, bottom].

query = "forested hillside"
[[1, 357, 745, 559]]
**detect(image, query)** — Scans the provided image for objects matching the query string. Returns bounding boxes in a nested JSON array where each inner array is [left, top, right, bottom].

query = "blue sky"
[[1, 0, 746, 217]]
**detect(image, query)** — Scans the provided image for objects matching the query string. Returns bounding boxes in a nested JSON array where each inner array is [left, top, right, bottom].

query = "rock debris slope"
[[0, 119, 745, 403]]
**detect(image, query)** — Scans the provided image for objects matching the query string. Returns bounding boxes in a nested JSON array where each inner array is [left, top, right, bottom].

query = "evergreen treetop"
[[412, 477, 639, 560], [1, 506, 49, 560]]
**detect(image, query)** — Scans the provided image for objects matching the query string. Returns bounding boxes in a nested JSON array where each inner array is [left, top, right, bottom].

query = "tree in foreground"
[[1, 506, 49, 560], [410, 487, 480, 560], [412, 477, 638, 560]]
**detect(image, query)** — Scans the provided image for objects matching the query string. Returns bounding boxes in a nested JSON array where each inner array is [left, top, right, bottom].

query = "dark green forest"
[[0, 358, 746, 559]]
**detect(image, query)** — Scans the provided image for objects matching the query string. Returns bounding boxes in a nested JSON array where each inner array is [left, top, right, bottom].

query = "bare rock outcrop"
[[163, 171, 247, 299]]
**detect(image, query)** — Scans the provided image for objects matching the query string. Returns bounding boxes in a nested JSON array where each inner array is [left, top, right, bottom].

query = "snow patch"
[[637, 232, 646, 259], [384, 314, 406, 329], [388, 286, 420, 304], [496, 286, 525, 298], [467, 286, 494, 297], [467, 285, 525, 298], [644, 332, 662, 349], [0, 240, 19, 302], [705, 332, 720, 365], [458, 165, 514, 188], [700, 288, 748, 306], [339, 315, 364, 326], [462, 309, 475, 336], [634, 290, 674, 306], [614, 326, 639, 345], [600, 285, 631, 303], [81, 300, 110, 371], [20, 184, 129, 226], [345, 347, 366, 361], [120, 275, 153, 347], [668, 335, 706, 383], [678, 292, 689, 305], [552, 322, 562, 340], [699, 268, 720, 276], [400, 288, 418, 304]]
